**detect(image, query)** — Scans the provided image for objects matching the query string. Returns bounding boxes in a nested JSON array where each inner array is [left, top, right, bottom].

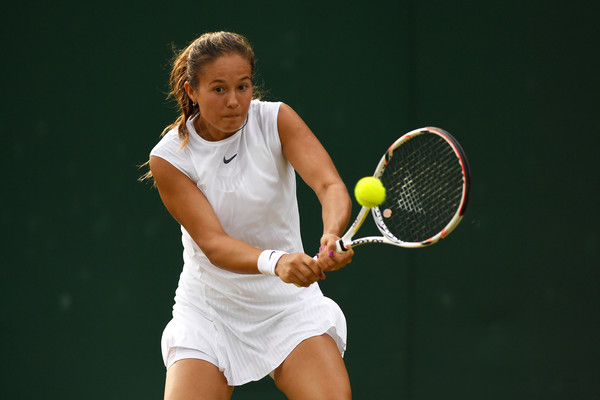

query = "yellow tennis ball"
[[354, 177, 386, 208]]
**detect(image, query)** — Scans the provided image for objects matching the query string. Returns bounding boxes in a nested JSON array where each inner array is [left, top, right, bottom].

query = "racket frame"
[[336, 127, 471, 252]]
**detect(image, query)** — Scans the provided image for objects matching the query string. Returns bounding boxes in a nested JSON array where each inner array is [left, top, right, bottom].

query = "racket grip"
[[336, 239, 348, 253]]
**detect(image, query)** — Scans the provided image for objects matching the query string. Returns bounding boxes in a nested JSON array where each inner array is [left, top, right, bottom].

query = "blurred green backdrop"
[[2, 0, 599, 399]]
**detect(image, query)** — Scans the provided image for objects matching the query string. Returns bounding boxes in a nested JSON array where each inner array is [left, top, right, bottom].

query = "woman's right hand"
[[275, 253, 324, 287]]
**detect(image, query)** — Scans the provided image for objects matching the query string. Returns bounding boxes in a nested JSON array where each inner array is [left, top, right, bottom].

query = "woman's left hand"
[[316, 233, 354, 272]]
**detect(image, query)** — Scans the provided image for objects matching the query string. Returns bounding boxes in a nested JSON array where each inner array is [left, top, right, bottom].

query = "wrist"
[[257, 250, 288, 276], [321, 233, 340, 244]]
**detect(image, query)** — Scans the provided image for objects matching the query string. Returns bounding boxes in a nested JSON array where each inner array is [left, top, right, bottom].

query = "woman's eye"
[[238, 84, 248, 91], [214, 87, 224, 94]]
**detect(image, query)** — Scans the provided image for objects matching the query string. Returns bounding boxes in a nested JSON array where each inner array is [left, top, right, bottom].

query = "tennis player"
[[143, 31, 354, 399]]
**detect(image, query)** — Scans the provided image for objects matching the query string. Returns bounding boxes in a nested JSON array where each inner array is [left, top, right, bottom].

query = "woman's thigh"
[[164, 359, 234, 400], [273, 334, 351, 400]]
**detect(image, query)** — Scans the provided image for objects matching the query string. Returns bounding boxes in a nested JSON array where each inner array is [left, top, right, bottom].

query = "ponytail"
[[165, 44, 198, 148]]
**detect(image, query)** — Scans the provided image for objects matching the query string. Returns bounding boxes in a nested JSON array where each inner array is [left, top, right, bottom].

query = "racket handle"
[[336, 239, 348, 253]]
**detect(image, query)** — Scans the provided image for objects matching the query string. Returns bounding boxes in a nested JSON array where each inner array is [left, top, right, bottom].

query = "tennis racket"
[[336, 126, 471, 252]]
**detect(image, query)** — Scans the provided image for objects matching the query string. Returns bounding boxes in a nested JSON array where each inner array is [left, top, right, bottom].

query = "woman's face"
[[186, 53, 253, 141]]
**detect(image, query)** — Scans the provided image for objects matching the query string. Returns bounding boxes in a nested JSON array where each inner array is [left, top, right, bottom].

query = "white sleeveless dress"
[[150, 100, 347, 385]]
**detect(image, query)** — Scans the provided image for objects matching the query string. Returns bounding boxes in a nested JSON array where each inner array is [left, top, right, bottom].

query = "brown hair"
[[140, 32, 257, 182]]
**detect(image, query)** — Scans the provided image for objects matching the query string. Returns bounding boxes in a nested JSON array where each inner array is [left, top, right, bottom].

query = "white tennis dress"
[[150, 100, 347, 385]]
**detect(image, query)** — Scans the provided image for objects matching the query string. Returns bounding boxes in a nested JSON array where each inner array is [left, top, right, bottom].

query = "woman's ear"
[[184, 81, 197, 104]]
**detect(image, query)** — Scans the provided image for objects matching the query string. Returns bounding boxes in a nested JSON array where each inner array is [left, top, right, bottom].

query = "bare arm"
[[150, 156, 261, 273], [278, 103, 354, 271], [150, 155, 322, 286]]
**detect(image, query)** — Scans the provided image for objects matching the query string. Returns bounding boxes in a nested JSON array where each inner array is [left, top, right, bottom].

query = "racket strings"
[[378, 134, 464, 243]]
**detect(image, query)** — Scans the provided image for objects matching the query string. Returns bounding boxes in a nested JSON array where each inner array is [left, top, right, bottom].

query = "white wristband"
[[257, 250, 287, 276]]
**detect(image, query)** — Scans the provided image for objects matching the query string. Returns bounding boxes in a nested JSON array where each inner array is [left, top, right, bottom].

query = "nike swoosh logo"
[[223, 154, 237, 164], [268, 250, 276, 260]]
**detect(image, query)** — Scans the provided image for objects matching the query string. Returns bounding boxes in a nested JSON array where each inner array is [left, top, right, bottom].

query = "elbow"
[[333, 181, 353, 208], [187, 230, 222, 266], [198, 238, 223, 266]]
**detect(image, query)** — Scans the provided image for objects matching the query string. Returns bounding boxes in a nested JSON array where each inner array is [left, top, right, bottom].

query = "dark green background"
[[2, 0, 599, 398]]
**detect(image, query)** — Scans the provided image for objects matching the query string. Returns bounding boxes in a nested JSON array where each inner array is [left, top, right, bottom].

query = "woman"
[[145, 31, 354, 399]]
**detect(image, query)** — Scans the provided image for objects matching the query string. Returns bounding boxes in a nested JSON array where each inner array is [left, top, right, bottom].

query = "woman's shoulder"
[[149, 127, 197, 181], [250, 99, 283, 115], [151, 128, 183, 153], [150, 127, 192, 166], [249, 99, 283, 134]]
